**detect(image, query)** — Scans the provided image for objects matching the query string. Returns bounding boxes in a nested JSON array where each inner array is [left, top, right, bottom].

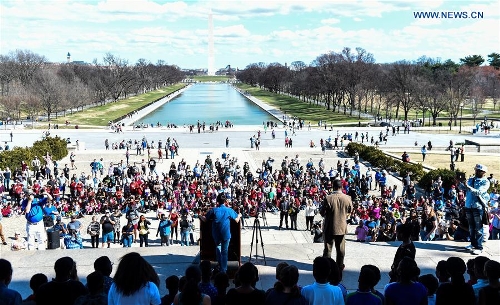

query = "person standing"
[[279, 195, 290, 230], [121, 221, 134, 248], [87, 216, 100, 248], [0, 215, 7, 245], [100, 210, 115, 248], [199, 193, 241, 273], [21, 188, 53, 250], [460, 164, 490, 255], [138, 215, 151, 247], [421, 145, 427, 162], [157, 213, 172, 246], [170, 208, 179, 245], [320, 179, 353, 270], [112, 209, 122, 244], [225, 137, 229, 148], [70, 152, 77, 170], [305, 199, 317, 231]]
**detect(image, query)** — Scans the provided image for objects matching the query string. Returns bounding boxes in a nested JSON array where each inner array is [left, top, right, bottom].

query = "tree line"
[[0, 50, 185, 121], [236, 48, 500, 125]]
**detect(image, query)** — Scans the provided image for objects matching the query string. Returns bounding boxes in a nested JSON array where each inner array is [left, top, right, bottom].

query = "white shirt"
[[301, 282, 343, 305], [305, 205, 317, 217]]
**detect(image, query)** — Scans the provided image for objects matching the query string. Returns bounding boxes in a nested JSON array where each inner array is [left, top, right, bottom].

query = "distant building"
[[65, 52, 88, 65]]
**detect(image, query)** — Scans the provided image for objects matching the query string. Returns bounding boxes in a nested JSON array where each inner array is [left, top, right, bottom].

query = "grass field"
[[235, 83, 361, 124], [50, 84, 186, 126], [392, 151, 500, 178]]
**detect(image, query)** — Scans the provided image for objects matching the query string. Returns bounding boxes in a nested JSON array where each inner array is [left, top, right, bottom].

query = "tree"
[[416, 58, 456, 125], [10, 49, 47, 84], [444, 66, 473, 126], [0, 55, 17, 96], [312, 52, 345, 112], [259, 63, 289, 93], [484, 67, 500, 110], [30, 68, 63, 121], [339, 47, 375, 116], [236, 63, 264, 86], [487, 52, 500, 69], [384, 61, 417, 121], [460, 55, 484, 67]]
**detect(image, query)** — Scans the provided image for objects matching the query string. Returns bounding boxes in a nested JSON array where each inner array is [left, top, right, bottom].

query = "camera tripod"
[[248, 216, 267, 265]]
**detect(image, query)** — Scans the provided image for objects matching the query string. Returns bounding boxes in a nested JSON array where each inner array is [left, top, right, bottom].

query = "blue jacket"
[[21, 197, 48, 223], [462, 177, 490, 209], [158, 219, 172, 236]]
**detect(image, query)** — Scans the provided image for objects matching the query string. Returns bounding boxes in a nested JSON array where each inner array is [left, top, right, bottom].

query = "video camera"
[[455, 171, 466, 182]]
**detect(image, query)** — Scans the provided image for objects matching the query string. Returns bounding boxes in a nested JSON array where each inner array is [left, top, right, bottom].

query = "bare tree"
[[0, 55, 17, 96], [444, 66, 473, 126], [10, 49, 47, 84], [30, 68, 63, 121], [339, 47, 375, 116], [484, 67, 500, 110], [384, 61, 417, 121]]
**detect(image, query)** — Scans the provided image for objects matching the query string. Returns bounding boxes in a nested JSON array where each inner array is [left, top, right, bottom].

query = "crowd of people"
[[0, 130, 499, 304]]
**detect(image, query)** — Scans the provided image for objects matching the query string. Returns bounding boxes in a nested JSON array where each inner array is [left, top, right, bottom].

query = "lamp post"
[[459, 103, 464, 133]]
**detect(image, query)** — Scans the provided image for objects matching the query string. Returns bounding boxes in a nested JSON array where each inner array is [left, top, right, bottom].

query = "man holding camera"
[[460, 164, 490, 255], [21, 187, 53, 250], [199, 193, 241, 273]]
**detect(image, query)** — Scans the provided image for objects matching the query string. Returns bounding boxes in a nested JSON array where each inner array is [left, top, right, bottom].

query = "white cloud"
[[321, 18, 340, 25], [1, 0, 498, 68], [216, 25, 251, 38]]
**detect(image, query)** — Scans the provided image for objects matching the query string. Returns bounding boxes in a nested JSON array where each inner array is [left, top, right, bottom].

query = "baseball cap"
[[475, 164, 488, 172], [15, 231, 21, 235], [56, 215, 62, 221]]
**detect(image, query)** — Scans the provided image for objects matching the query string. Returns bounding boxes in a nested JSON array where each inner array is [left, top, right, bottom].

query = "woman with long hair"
[[108, 252, 161, 305], [173, 265, 210, 305], [420, 204, 437, 241], [138, 215, 151, 247]]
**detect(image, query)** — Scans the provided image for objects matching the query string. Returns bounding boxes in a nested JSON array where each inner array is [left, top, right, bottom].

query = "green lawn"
[[52, 84, 186, 126], [235, 84, 361, 124], [189, 75, 232, 82]]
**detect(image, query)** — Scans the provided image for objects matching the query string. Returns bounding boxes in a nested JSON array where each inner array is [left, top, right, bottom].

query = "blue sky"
[[1, 0, 498, 70]]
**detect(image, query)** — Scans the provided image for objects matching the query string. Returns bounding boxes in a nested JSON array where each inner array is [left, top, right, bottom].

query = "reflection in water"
[[139, 83, 278, 125]]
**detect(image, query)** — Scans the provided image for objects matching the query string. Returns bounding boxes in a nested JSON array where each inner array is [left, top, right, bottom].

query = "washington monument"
[[208, 12, 215, 76]]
